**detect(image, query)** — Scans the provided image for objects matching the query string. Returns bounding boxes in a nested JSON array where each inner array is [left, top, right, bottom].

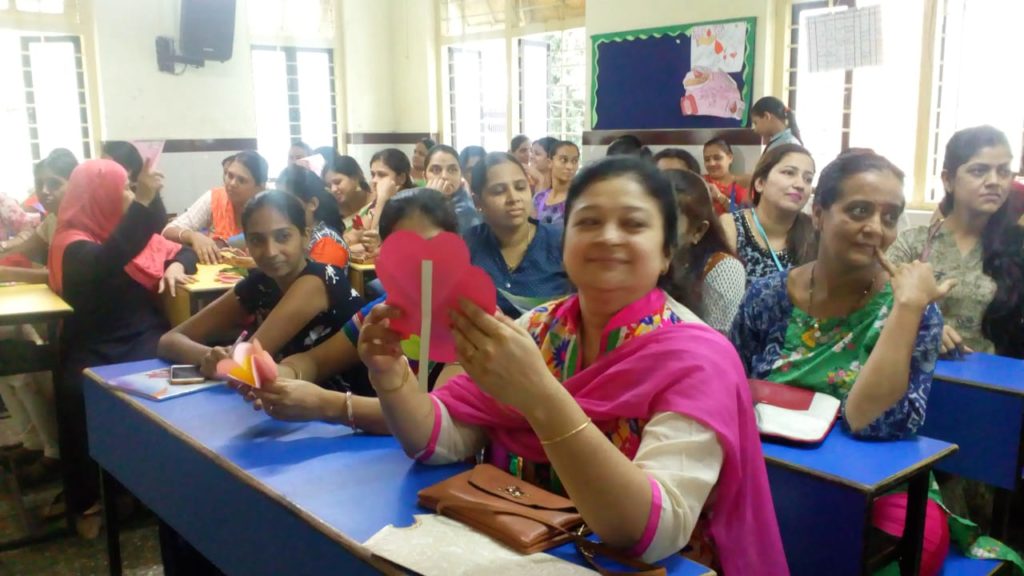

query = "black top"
[[234, 260, 365, 390], [60, 197, 198, 369]]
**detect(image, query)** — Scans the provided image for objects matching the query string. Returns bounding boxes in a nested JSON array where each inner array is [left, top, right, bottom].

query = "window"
[[251, 46, 337, 180], [440, 0, 585, 151], [1, 0, 66, 14], [925, 0, 1024, 202], [519, 28, 586, 143], [247, 0, 336, 180], [0, 32, 91, 201], [784, 0, 1022, 206]]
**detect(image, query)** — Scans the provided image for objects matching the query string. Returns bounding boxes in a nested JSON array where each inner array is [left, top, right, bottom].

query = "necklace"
[[806, 262, 877, 338], [502, 225, 535, 272]]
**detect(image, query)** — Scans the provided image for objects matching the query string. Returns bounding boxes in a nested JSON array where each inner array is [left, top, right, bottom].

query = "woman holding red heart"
[[356, 156, 787, 573]]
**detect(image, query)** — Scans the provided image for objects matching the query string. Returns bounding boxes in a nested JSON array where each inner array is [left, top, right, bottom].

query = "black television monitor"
[[180, 0, 236, 62]]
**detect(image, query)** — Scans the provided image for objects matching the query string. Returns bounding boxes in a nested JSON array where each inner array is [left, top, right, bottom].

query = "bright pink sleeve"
[[626, 475, 663, 557], [415, 395, 445, 462]]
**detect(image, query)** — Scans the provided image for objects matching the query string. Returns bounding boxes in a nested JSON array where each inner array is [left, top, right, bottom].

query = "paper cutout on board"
[[216, 339, 278, 389], [680, 66, 745, 120], [376, 231, 497, 363], [132, 140, 165, 170], [690, 22, 747, 73]]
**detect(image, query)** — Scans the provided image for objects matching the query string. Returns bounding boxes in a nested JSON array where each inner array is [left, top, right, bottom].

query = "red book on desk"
[[749, 379, 841, 444]]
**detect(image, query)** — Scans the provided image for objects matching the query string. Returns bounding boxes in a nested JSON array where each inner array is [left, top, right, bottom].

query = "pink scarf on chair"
[[433, 291, 789, 575]]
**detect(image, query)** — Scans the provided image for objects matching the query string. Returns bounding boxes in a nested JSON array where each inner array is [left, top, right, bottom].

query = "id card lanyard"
[[750, 208, 785, 272]]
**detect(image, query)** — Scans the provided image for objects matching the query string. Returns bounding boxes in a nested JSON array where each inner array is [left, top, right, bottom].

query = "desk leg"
[[46, 320, 77, 535], [899, 471, 928, 576], [101, 468, 122, 576], [350, 268, 365, 297]]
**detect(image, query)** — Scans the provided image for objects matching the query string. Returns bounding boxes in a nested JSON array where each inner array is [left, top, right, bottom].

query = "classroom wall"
[[340, 0, 437, 171], [89, 0, 258, 213]]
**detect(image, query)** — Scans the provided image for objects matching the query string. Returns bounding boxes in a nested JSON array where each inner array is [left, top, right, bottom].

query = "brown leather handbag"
[[418, 464, 667, 576]]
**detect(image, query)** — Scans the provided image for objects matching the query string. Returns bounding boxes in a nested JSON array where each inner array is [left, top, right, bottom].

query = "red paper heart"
[[376, 231, 497, 362]]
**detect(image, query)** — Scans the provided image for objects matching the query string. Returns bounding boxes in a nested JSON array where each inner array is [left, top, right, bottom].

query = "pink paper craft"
[[216, 339, 278, 389], [131, 140, 165, 170], [680, 67, 744, 120], [375, 230, 497, 362]]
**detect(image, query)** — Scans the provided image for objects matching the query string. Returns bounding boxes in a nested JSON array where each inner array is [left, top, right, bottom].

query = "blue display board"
[[591, 17, 756, 130]]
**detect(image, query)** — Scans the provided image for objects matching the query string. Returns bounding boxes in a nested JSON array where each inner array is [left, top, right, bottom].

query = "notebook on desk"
[[749, 379, 840, 444], [108, 367, 222, 401]]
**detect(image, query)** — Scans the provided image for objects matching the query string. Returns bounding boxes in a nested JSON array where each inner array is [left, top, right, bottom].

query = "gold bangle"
[[540, 418, 592, 446], [345, 391, 359, 433]]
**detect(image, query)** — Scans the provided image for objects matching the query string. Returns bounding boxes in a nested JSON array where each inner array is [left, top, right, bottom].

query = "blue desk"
[[762, 427, 957, 576], [83, 359, 713, 576], [923, 353, 1024, 539]]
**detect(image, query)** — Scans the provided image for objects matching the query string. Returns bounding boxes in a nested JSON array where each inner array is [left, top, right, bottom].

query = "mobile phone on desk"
[[169, 365, 205, 385]]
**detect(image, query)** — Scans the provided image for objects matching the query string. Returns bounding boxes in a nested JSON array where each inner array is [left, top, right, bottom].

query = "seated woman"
[[663, 170, 746, 334], [532, 140, 580, 228], [458, 145, 487, 192], [652, 148, 700, 173], [424, 144, 481, 235], [0, 149, 78, 267], [284, 166, 350, 269], [158, 191, 365, 390], [410, 137, 436, 186], [720, 143, 816, 280], [729, 150, 968, 573], [50, 159, 195, 536], [702, 137, 751, 215], [464, 152, 571, 317], [355, 156, 787, 572], [238, 188, 463, 430], [888, 126, 1019, 357], [530, 136, 558, 193], [163, 150, 268, 264]]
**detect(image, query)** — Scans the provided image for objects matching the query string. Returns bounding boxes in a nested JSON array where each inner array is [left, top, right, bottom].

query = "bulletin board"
[[591, 17, 756, 130]]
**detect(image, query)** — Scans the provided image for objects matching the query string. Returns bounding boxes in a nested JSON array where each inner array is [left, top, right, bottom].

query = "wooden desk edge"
[[764, 443, 959, 495], [83, 369, 404, 576], [0, 309, 73, 325], [933, 374, 1024, 399]]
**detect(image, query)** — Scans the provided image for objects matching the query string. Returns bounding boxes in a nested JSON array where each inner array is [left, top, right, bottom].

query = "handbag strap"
[[437, 499, 667, 576]]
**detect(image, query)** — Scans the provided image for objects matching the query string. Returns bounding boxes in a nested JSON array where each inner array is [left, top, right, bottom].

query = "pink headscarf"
[[433, 292, 789, 575], [48, 159, 181, 294]]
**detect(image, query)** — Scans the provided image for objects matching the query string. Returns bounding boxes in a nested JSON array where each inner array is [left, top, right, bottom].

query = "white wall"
[[89, 0, 257, 212], [90, 0, 256, 140]]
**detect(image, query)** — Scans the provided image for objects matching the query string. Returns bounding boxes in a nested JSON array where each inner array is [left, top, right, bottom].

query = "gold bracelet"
[[540, 418, 592, 446], [345, 391, 359, 433]]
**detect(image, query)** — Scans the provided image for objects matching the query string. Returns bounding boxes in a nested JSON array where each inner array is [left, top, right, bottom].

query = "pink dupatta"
[[433, 290, 789, 575]]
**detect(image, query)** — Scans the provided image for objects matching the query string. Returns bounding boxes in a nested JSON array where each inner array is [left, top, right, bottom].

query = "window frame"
[[250, 44, 339, 153], [0, 0, 99, 181], [436, 0, 584, 148], [778, 0, 946, 209]]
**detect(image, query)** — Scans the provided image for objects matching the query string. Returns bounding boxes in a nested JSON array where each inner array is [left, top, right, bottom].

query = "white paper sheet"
[[365, 514, 598, 576]]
